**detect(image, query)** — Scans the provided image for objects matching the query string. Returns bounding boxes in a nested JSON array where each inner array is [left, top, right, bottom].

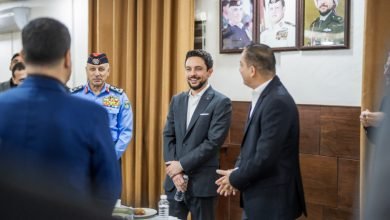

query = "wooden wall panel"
[[298, 106, 321, 154], [322, 207, 355, 220], [320, 107, 360, 159], [338, 159, 360, 211], [218, 102, 360, 220], [230, 102, 249, 144], [300, 154, 338, 207]]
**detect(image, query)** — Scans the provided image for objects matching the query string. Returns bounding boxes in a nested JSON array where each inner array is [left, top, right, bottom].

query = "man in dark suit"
[[163, 49, 232, 220], [0, 18, 120, 219], [216, 43, 306, 219]]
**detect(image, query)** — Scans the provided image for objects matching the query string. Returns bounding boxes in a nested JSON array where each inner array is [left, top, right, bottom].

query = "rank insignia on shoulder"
[[103, 95, 120, 108], [109, 85, 123, 94], [70, 85, 84, 93], [124, 101, 131, 109]]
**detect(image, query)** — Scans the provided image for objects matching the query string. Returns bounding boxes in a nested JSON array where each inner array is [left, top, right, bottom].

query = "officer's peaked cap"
[[87, 53, 109, 65]]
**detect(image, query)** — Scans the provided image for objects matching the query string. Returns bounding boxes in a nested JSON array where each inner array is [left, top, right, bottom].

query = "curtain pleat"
[[89, 0, 194, 208]]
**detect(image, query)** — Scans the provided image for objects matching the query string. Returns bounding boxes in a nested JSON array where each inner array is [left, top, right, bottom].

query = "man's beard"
[[319, 8, 333, 16], [187, 78, 207, 91]]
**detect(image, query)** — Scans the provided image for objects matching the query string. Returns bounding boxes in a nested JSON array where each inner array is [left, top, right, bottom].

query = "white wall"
[[0, 0, 88, 87], [196, 0, 364, 106]]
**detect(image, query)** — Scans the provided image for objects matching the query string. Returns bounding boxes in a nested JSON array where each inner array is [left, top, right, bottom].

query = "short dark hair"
[[12, 62, 26, 77], [11, 53, 20, 61], [185, 49, 213, 70], [243, 43, 276, 74], [22, 17, 71, 65]]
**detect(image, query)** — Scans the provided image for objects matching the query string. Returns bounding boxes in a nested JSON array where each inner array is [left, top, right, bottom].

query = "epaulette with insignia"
[[109, 85, 124, 94], [70, 85, 84, 93]]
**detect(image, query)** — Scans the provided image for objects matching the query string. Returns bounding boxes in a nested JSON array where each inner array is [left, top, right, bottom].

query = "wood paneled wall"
[[216, 102, 360, 220]]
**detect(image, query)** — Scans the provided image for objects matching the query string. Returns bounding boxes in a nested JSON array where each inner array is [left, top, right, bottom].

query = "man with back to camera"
[[309, 0, 344, 46], [163, 49, 232, 220], [222, 0, 251, 49], [216, 43, 306, 219], [0, 17, 120, 218], [260, 0, 296, 48], [71, 53, 133, 160], [0, 53, 26, 92]]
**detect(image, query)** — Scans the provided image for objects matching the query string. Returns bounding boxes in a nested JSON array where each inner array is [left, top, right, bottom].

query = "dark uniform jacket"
[[309, 11, 344, 46], [222, 24, 251, 49], [310, 11, 344, 33]]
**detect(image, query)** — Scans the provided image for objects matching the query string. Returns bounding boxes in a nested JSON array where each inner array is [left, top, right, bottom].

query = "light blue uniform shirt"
[[72, 83, 133, 159]]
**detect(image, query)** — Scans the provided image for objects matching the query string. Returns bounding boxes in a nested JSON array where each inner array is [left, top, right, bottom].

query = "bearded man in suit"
[[163, 49, 232, 220]]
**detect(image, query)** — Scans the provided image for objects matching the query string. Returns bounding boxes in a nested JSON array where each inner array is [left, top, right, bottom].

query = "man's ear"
[[208, 67, 213, 76], [64, 49, 71, 68], [250, 65, 256, 78]]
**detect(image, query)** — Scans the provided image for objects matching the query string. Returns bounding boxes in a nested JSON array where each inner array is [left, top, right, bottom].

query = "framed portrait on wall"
[[258, 0, 299, 51], [220, 0, 255, 53], [300, 0, 350, 49]]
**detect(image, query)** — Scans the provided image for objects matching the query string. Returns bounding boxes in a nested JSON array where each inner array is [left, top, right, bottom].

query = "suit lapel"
[[179, 93, 189, 137], [242, 76, 281, 140], [184, 87, 214, 139]]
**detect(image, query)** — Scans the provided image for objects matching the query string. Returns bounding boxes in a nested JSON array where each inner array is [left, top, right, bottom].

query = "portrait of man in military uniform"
[[304, 0, 347, 47], [221, 0, 253, 52], [260, 0, 297, 48]]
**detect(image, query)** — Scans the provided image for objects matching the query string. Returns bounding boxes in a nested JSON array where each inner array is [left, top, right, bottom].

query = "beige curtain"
[[89, 0, 194, 208], [361, 0, 390, 215]]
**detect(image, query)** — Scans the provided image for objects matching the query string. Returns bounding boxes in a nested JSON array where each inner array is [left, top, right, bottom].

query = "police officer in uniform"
[[309, 0, 344, 46], [260, 0, 296, 48], [71, 53, 133, 159], [222, 0, 251, 50]]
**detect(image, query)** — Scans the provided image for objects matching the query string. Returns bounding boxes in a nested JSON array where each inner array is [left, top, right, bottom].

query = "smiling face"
[[316, 0, 335, 15], [185, 56, 212, 94], [86, 63, 110, 88], [269, 1, 285, 25]]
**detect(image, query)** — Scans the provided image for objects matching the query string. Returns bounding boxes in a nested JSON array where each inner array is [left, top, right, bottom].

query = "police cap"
[[87, 53, 109, 65]]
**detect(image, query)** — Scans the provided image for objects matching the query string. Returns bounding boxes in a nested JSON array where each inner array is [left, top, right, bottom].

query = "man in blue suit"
[[216, 43, 306, 219], [0, 18, 120, 218]]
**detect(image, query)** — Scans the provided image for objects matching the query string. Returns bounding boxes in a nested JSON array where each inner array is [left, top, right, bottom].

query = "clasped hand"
[[215, 169, 237, 197], [166, 161, 186, 192]]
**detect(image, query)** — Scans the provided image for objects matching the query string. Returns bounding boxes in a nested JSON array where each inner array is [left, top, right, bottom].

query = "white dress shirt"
[[250, 78, 272, 118], [187, 84, 210, 128]]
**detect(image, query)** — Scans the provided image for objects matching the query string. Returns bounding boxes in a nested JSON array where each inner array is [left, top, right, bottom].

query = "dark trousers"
[[118, 158, 122, 198], [169, 194, 216, 220]]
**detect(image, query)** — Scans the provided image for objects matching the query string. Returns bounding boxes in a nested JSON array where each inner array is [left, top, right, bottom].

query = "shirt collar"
[[320, 11, 332, 21], [188, 83, 210, 98], [85, 82, 110, 94], [252, 77, 272, 98]]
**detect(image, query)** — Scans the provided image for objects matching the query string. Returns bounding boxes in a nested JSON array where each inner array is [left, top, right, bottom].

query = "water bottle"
[[174, 175, 189, 201], [158, 194, 169, 219]]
